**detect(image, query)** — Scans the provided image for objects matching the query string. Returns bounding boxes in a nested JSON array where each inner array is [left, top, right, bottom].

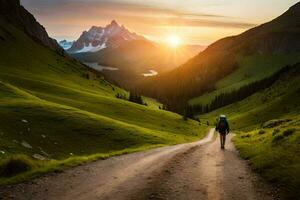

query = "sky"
[[21, 0, 299, 45]]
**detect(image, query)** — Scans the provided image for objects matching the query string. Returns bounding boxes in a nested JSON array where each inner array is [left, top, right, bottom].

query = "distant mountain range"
[[59, 40, 74, 50], [66, 20, 144, 53], [60, 21, 206, 89], [141, 1, 300, 111]]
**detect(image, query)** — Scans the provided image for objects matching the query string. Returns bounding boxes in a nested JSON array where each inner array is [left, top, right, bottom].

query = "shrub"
[[129, 91, 144, 105], [183, 115, 188, 121], [0, 155, 36, 177], [272, 134, 285, 143], [241, 134, 251, 138], [283, 128, 296, 137], [272, 129, 280, 136], [262, 119, 292, 128]]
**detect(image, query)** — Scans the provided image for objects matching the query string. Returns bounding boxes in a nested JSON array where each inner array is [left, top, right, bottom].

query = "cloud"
[[20, 0, 256, 44], [21, 0, 255, 28], [22, 0, 224, 18]]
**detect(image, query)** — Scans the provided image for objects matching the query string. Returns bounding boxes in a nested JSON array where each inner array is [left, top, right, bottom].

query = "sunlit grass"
[[0, 17, 209, 185], [234, 120, 300, 199]]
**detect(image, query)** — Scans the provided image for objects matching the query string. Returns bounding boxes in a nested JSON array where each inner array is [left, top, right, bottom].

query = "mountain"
[[65, 21, 205, 90], [68, 20, 144, 53], [142, 2, 300, 112], [72, 39, 205, 89], [0, 0, 63, 54], [59, 40, 74, 50], [0, 0, 206, 184], [201, 64, 300, 129]]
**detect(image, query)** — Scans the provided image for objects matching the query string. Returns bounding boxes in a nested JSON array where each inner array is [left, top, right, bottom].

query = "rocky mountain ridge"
[[68, 20, 144, 53], [0, 0, 63, 54]]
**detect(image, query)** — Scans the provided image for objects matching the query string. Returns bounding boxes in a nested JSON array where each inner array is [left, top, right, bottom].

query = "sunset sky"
[[21, 0, 299, 45]]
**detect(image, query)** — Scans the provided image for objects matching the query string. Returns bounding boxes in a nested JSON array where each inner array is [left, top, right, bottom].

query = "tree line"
[[116, 91, 147, 106], [185, 64, 298, 117]]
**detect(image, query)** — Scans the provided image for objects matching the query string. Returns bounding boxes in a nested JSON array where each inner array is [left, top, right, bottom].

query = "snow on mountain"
[[77, 42, 107, 53], [59, 40, 74, 50], [68, 20, 144, 53]]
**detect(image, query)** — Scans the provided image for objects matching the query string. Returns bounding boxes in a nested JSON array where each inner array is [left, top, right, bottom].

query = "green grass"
[[0, 145, 165, 185], [0, 19, 208, 184], [197, 66, 300, 199], [189, 54, 300, 105], [234, 119, 300, 199], [197, 68, 300, 130]]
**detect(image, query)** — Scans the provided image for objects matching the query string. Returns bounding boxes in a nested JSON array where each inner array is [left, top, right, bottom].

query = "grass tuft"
[[272, 129, 280, 136], [0, 155, 37, 177], [234, 120, 300, 199], [272, 134, 285, 143], [283, 128, 296, 137]]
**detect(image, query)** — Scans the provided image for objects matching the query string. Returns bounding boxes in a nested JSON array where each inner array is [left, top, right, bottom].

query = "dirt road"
[[0, 129, 279, 200]]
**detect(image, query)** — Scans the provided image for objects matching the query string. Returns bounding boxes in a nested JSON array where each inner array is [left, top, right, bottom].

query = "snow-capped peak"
[[110, 20, 119, 26], [68, 20, 144, 53], [58, 40, 74, 50]]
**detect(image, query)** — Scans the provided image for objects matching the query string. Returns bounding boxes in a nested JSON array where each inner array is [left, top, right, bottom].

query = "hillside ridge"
[[0, 0, 63, 54], [141, 1, 300, 112]]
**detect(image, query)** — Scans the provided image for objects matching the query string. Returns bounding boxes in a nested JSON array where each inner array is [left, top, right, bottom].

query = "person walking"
[[215, 115, 230, 149]]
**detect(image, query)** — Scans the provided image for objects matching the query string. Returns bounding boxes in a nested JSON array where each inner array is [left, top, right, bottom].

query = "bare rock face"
[[68, 20, 145, 53], [0, 0, 64, 54]]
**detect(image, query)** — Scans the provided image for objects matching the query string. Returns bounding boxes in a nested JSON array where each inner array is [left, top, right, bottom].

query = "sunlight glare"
[[166, 35, 182, 48]]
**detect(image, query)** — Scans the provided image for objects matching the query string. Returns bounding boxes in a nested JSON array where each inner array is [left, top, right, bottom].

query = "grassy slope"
[[190, 54, 300, 105], [197, 66, 300, 130], [234, 121, 300, 199], [198, 66, 300, 199], [0, 20, 208, 184], [190, 3, 300, 106]]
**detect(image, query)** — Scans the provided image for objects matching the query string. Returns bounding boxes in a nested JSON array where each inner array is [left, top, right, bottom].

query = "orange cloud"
[[21, 0, 256, 44]]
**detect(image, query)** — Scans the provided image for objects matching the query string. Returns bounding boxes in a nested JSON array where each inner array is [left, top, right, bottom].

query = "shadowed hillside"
[[141, 2, 300, 112]]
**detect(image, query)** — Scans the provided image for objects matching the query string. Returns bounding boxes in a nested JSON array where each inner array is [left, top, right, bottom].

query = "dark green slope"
[[72, 39, 204, 89], [200, 63, 300, 129], [0, 0, 62, 53], [143, 2, 300, 111]]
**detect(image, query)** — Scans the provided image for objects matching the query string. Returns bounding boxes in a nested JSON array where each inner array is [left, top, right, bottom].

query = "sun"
[[166, 35, 182, 48]]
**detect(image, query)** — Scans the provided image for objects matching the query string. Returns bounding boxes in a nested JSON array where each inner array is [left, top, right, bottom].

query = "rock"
[[21, 119, 28, 123], [41, 150, 50, 157], [262, 119, 292, 128], [32, 154, 46, 160], [0, 150, 5, 154], [41, 134, 46, 138], [21, 141, 32, 149]]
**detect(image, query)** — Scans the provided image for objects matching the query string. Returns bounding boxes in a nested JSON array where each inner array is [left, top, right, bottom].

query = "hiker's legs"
[[220, 133, 226, 148], [219, 134, 223, 148], [223, 134, 226, 148]]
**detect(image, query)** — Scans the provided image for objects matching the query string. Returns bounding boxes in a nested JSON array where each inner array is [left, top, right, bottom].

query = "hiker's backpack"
[[218, 118, 227, 132]]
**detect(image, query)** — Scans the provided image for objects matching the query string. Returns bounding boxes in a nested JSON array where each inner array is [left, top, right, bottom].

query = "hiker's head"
[[219, 115, 226, 120]]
